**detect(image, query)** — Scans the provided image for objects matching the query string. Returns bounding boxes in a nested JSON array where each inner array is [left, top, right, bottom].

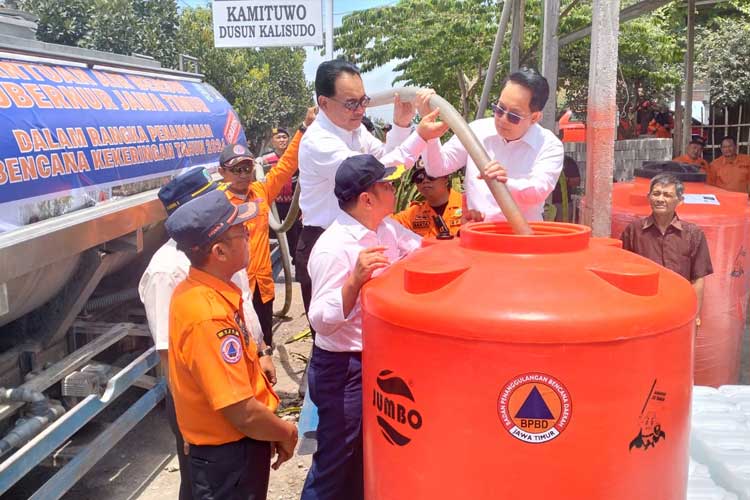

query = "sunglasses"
[[328, 95, 371, 112], [491, 103, 528, 125], [223, 161, 254, 175], [413, 172, 438, 184]]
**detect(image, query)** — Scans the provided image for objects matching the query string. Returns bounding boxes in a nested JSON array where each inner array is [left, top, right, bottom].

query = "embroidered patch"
[[216, 328, 240, 339], [220, 336, 243, 364], [233, 145, 245, 155]]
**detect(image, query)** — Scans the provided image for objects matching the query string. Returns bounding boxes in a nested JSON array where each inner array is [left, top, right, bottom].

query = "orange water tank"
[[610, 170, 750, 386], [361, 222, 695, 500]]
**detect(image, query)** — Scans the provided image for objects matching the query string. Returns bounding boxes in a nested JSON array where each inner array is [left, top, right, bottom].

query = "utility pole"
[[682, 0, 695, 152], [582, 0, 620, 237], [509, 0, 525, 73], [325, 0, 334, 60], [540, 0, 560, 131]]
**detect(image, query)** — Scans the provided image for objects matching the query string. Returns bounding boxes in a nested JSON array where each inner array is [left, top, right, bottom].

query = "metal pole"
[[325, 0, 334, 59], [476, 0, 515, 120], [540, 0, 560, 131], [582, 0, 620, 237], [682, 0, 695, 152], [509, 0, 525, 72]]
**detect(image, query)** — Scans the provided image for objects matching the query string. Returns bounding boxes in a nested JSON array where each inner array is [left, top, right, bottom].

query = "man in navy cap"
[[166, 190, 298, 500], [138, 168, 273, 500], [301, 154, 421, 500]]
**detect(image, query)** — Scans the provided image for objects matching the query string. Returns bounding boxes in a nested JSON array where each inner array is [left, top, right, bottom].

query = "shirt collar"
[[499, 122, 543, 149], [335, 209, 379, 241], [188, 267, 242, 309], [642, 213, 682, 231], [317, 108, 364, 143]]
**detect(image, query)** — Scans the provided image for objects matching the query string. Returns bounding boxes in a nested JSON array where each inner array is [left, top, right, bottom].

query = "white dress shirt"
[[138, 239, 263, 350], [298, 109, 427, 229], [423, 118, 564, 222], [307, 211, 421, 352]]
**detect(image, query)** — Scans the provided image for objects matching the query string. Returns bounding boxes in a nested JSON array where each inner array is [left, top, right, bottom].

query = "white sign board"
[[212, 0, 323, 48], [683, 194, 720, 205]]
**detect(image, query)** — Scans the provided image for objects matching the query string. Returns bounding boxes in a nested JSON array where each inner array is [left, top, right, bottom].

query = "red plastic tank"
[[361, 222, 695, 500], [611, 173, 750, 386]]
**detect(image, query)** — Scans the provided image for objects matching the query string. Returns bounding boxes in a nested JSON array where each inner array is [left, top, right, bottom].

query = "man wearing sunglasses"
[[392, 160, 463, 238], [422, 67, 564, 223], [296, 59, 449, 337], [218, 107, 316, 352]]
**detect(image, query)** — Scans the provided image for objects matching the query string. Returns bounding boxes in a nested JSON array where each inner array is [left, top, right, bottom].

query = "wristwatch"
[[298, 124, 308, 133], [258, 346, 273, 357]]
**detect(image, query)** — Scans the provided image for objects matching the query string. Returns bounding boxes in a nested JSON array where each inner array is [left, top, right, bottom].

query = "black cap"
[[158, 167, 219, 214], [334, 154, 405, 202], [166, 189, 258, 251], [219, 143, 254, 168], [271, 127, 289, 137], [689, 138, 705, 147]]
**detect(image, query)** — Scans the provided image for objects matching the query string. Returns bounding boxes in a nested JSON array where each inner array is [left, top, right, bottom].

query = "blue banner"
[[0, 58, 245, 204]]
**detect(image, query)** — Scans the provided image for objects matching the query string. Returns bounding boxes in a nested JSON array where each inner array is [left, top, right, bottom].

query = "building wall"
[[563, 138, 673, 184]]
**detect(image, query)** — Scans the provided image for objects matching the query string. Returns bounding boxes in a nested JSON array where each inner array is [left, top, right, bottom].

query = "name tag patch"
[[220, 336, 243, 364], [216, 328, 240, 339]]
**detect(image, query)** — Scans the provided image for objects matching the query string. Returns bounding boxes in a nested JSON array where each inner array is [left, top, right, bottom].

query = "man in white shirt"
[[138, 168, 274, 500], [423, 67, 564, 222], [295, 59, 448, 335], [301, 154, 421, 500]]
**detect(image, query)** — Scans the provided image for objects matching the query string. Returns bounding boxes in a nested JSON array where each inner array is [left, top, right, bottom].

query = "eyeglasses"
[[328, 95, 371, 112], [413, 172, 439, 184], [491, 103, 528, 125]]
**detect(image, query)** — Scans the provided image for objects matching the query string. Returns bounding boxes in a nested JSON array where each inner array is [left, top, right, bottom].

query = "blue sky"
[[180, 0, 399, 121]]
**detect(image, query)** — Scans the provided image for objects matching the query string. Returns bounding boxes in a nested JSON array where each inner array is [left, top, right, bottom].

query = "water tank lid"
[[634, 161, 706, 183]]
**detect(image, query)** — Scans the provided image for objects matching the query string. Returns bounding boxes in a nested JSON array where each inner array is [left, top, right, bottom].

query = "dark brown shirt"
[[620, 214, 713, 282]]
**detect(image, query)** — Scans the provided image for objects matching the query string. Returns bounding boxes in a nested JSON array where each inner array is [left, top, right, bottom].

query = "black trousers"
[[295, 225, 325, 338], [189, 437, 271, 500], [252, 285, 274, 348], [166, 389, 192, 500], [301, 346, 364, 500]]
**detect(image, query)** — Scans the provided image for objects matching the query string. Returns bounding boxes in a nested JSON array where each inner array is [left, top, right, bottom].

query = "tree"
[[335, 0, 505, 120], [176, 7, 312, 153], [18, 0, 179, 66], [558, 7, 683, 134], [18, 0, 91, 46], [696, 16, 750, 107]]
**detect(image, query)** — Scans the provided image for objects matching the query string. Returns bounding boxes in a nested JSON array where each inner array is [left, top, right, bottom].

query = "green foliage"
[[18, 0, 91, 46], [558, 4, 683, 124], [696, 16, 750, 106], [176, 7, 312, 154], [335, 0, 506, 119], [19, 0, 179, 66]]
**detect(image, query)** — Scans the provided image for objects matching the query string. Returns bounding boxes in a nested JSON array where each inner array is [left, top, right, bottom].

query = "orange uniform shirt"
[[391, 189, 463, 238], [168, 267, 279, 445], [707, 154, 750, 193], [673, 154, 709, 173], [227, 131, 301, 303]]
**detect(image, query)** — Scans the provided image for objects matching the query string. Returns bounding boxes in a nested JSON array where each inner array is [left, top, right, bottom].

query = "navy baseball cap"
[[334, 154, 405, 202], [219, 143, 254, 168], [166, 189, 258, 251], [158, 167, 220, 214], [271, 127, 289, 137]]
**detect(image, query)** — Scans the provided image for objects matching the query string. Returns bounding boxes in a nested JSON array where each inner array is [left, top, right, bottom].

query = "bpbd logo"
[[372, 370, 423, 446]]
